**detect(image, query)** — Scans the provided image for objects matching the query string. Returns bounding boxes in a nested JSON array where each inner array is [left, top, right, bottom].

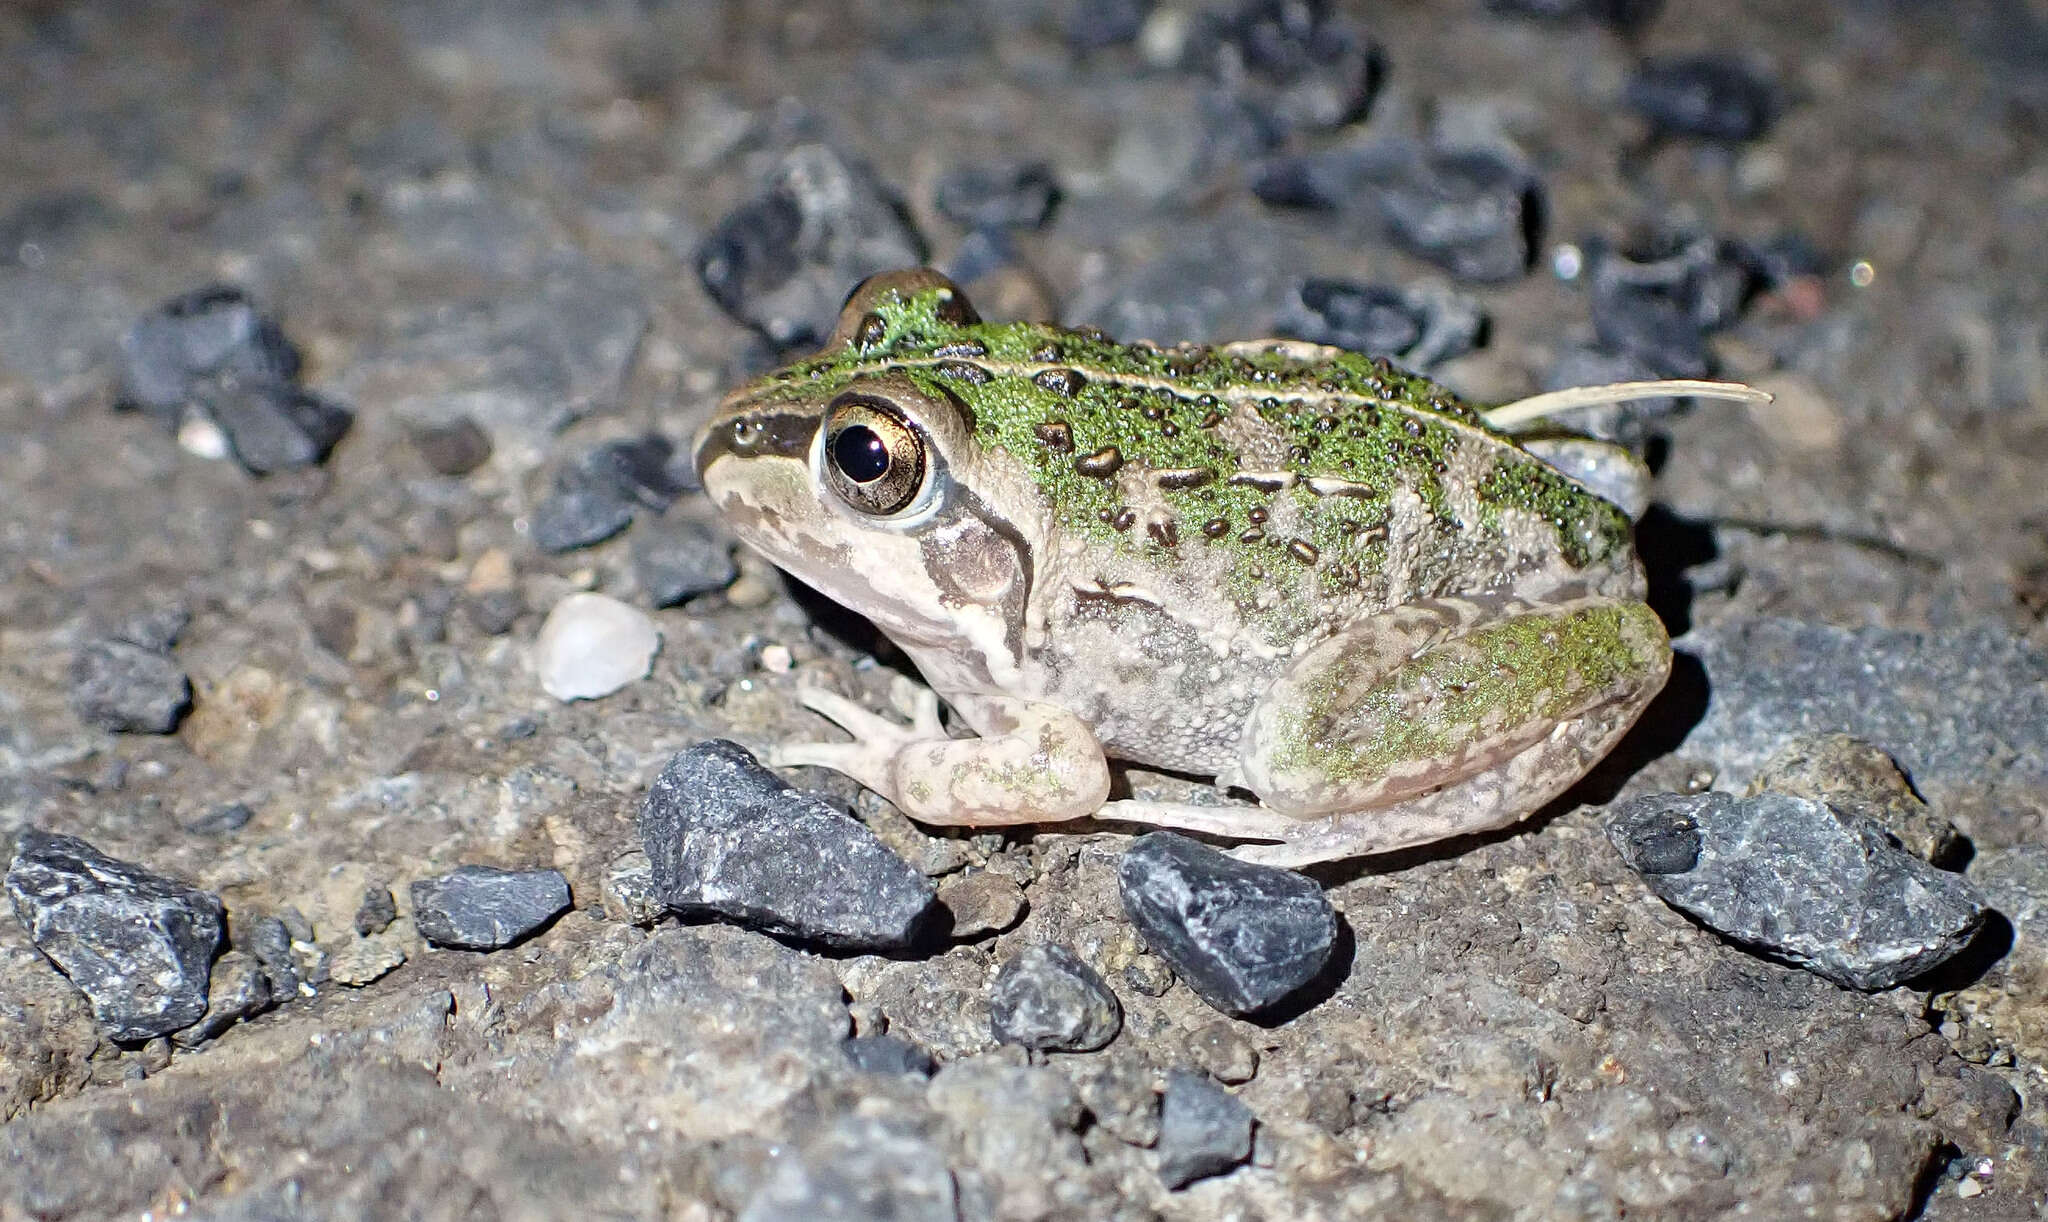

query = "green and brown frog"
[[695, 269, 1763, 867]]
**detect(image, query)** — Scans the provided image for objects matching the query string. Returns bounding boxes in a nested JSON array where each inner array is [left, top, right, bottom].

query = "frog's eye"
[[822, 396, 928, 517]]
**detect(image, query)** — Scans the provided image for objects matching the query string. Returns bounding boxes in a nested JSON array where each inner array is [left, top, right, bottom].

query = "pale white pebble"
[[535, 592, 661, 701], [177, 412, 231, 460], [759, 644, 794, 674]]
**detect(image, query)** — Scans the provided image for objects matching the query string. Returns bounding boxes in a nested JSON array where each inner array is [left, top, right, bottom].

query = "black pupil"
[[832, 426, 890, 483]]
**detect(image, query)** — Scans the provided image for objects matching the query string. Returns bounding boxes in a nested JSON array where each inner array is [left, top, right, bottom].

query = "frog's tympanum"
[[697, 270, 1747, 866]]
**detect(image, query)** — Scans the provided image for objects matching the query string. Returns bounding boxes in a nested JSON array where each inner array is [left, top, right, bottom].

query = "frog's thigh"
[[777, 688, 1111, 828], [1234, 596, 1670, 865]]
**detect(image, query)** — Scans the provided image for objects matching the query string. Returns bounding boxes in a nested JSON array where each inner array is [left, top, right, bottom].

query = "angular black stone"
[[1608, 792, 1989, 990], [117, 284, 300, 421], [843, 1034, 936, 1077], [1371, 146, 1538, 283], [1274, 278, 1485, 369], [1157, 1069, 1254, 1189], [529, 482, 635, 553], [69, 637, 192, 734], [696, 145, 927, 352], [1117, 832, 1337, 1015], [934, 162, 1062, 233], [353, 884, 397, 936], [632, 518, 737, 607], [410, 416, 493, 476], [581, 434, 693, 510], [638, 740, 936, 951], [172, 950, 272, 1047], [410, 866, 571, 950], [201, 379, 354, 475], [1199, 0, 1379, 134], [5, 830, 225, 1041], [1625, 55, 1774, 141], [989, 942, 1123, 1052]]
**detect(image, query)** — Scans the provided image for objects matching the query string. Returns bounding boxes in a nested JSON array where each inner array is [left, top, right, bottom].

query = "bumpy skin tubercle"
[[695, 269, 1698, 865]]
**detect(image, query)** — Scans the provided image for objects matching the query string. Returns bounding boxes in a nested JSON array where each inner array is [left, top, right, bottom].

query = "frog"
[[693, 269, 1767, 867]]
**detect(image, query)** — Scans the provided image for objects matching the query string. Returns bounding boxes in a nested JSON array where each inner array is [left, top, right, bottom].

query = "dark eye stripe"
[[695, 409, 817, 472]]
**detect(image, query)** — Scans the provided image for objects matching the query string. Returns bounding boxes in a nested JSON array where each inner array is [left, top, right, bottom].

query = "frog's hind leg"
[[1228, 594, 1671, 868]]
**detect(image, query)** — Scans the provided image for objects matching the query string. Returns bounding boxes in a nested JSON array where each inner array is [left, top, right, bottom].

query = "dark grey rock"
[[1749, 733, 1965, 867], [353, 884, 397, 936], [1274, 278, 1485, 369], [1677, 618, 2048, 821], [116, 284, 299, 420], [1117, 832, 1337, 1015], [1587, 233, 1755, 333], [466, 588, 524, 636], [696, 144, 928, 352], [238, 913, 302, 1000], [1590, 284, 1710, 378], [5, 830, 224, 1040], [172, 950, 271, 1047], [581, 433, 694, 510], [1485, 0, 1660, 24], [410, 416, 493, 475], [990, 942, 1123, 1052], [409, 866, 571, 950], [738, 1113, 956, 1222], [200, 379, 354, 475], [1625, 55, 1775, 141], [935, 162, 1062, 232], [112, 607, 190, 654], [632, 518, 737, 607], [638, 740, 937, 950], [843, 1034, 936, 1077], [529, 481, 635, 553], [1197, 0, 1379, 134], [69, 637, 191, 734], [1370, 145, 1538, 283], [1607, 792, 1989, 989], [185, 801, 255, 837], [1060, 0, 1152, 50], [1157, 1069, 1253, 1189]]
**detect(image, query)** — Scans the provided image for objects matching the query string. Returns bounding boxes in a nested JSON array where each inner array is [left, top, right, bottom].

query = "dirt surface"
[[2, 1, 2045, 1218]]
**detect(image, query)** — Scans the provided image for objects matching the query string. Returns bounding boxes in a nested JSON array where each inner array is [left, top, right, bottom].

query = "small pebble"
[[600, 849, 664, 926], [530, 482, 635, 553], [937, 871, 1027, 939], [989, 942, 1123, 1052], [239, 914, 303, 999], [185, 801, 255, 837], [1607, 792, 1988, 989], [533, 592, 661, 701], [466, 588, 524, 636], [934, 162, 1062, 232], [5, 830, 225, 1040], [410, 416, 493, 475], [116, 284, 299, 421], [696, 144, 927, 351], [1371, 145, 1538, 283], [353, 884, 397, 936], [638, 740, 937, 950], [1198, 0, 1378, 134], [200, 379, 354, 476], [632, 518, 738, 608], [1748, 733, 1964, 867], [1118, 832, 1337, 1015], [410, 866, 572, 950], [1187, 1019, 1260, 1083], [171, 950, 271, 1046], [326, 935, 408, 986], [1273, 278, 1485, 368], [1061, 0, 1152, 50], [69, 637, 192, 734], [1625, 55, 1775, 142], [844, 1034, 937, 1077], [580, 433, 693, 510], [1157, 1069, 1254, 1189]]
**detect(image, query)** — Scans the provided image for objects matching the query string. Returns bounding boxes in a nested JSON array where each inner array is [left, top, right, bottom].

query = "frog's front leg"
[[1109, 594, 1670, 867], [772, 679, 1111, 826]]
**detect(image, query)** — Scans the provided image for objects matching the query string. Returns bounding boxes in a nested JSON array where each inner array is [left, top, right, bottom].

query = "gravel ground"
[[2, 1, 2045, 1218]]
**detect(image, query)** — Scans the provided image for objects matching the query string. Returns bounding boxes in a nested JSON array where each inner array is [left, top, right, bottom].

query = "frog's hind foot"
[[768, 682, 943, 795]]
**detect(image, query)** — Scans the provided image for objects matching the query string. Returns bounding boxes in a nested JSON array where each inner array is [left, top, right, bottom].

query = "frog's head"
[[695, 270, 1045, 671]]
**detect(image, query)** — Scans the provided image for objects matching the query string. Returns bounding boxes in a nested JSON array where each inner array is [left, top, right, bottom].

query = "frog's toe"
[[791, 685, 920, 746], [885, 674, 944, 737]]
